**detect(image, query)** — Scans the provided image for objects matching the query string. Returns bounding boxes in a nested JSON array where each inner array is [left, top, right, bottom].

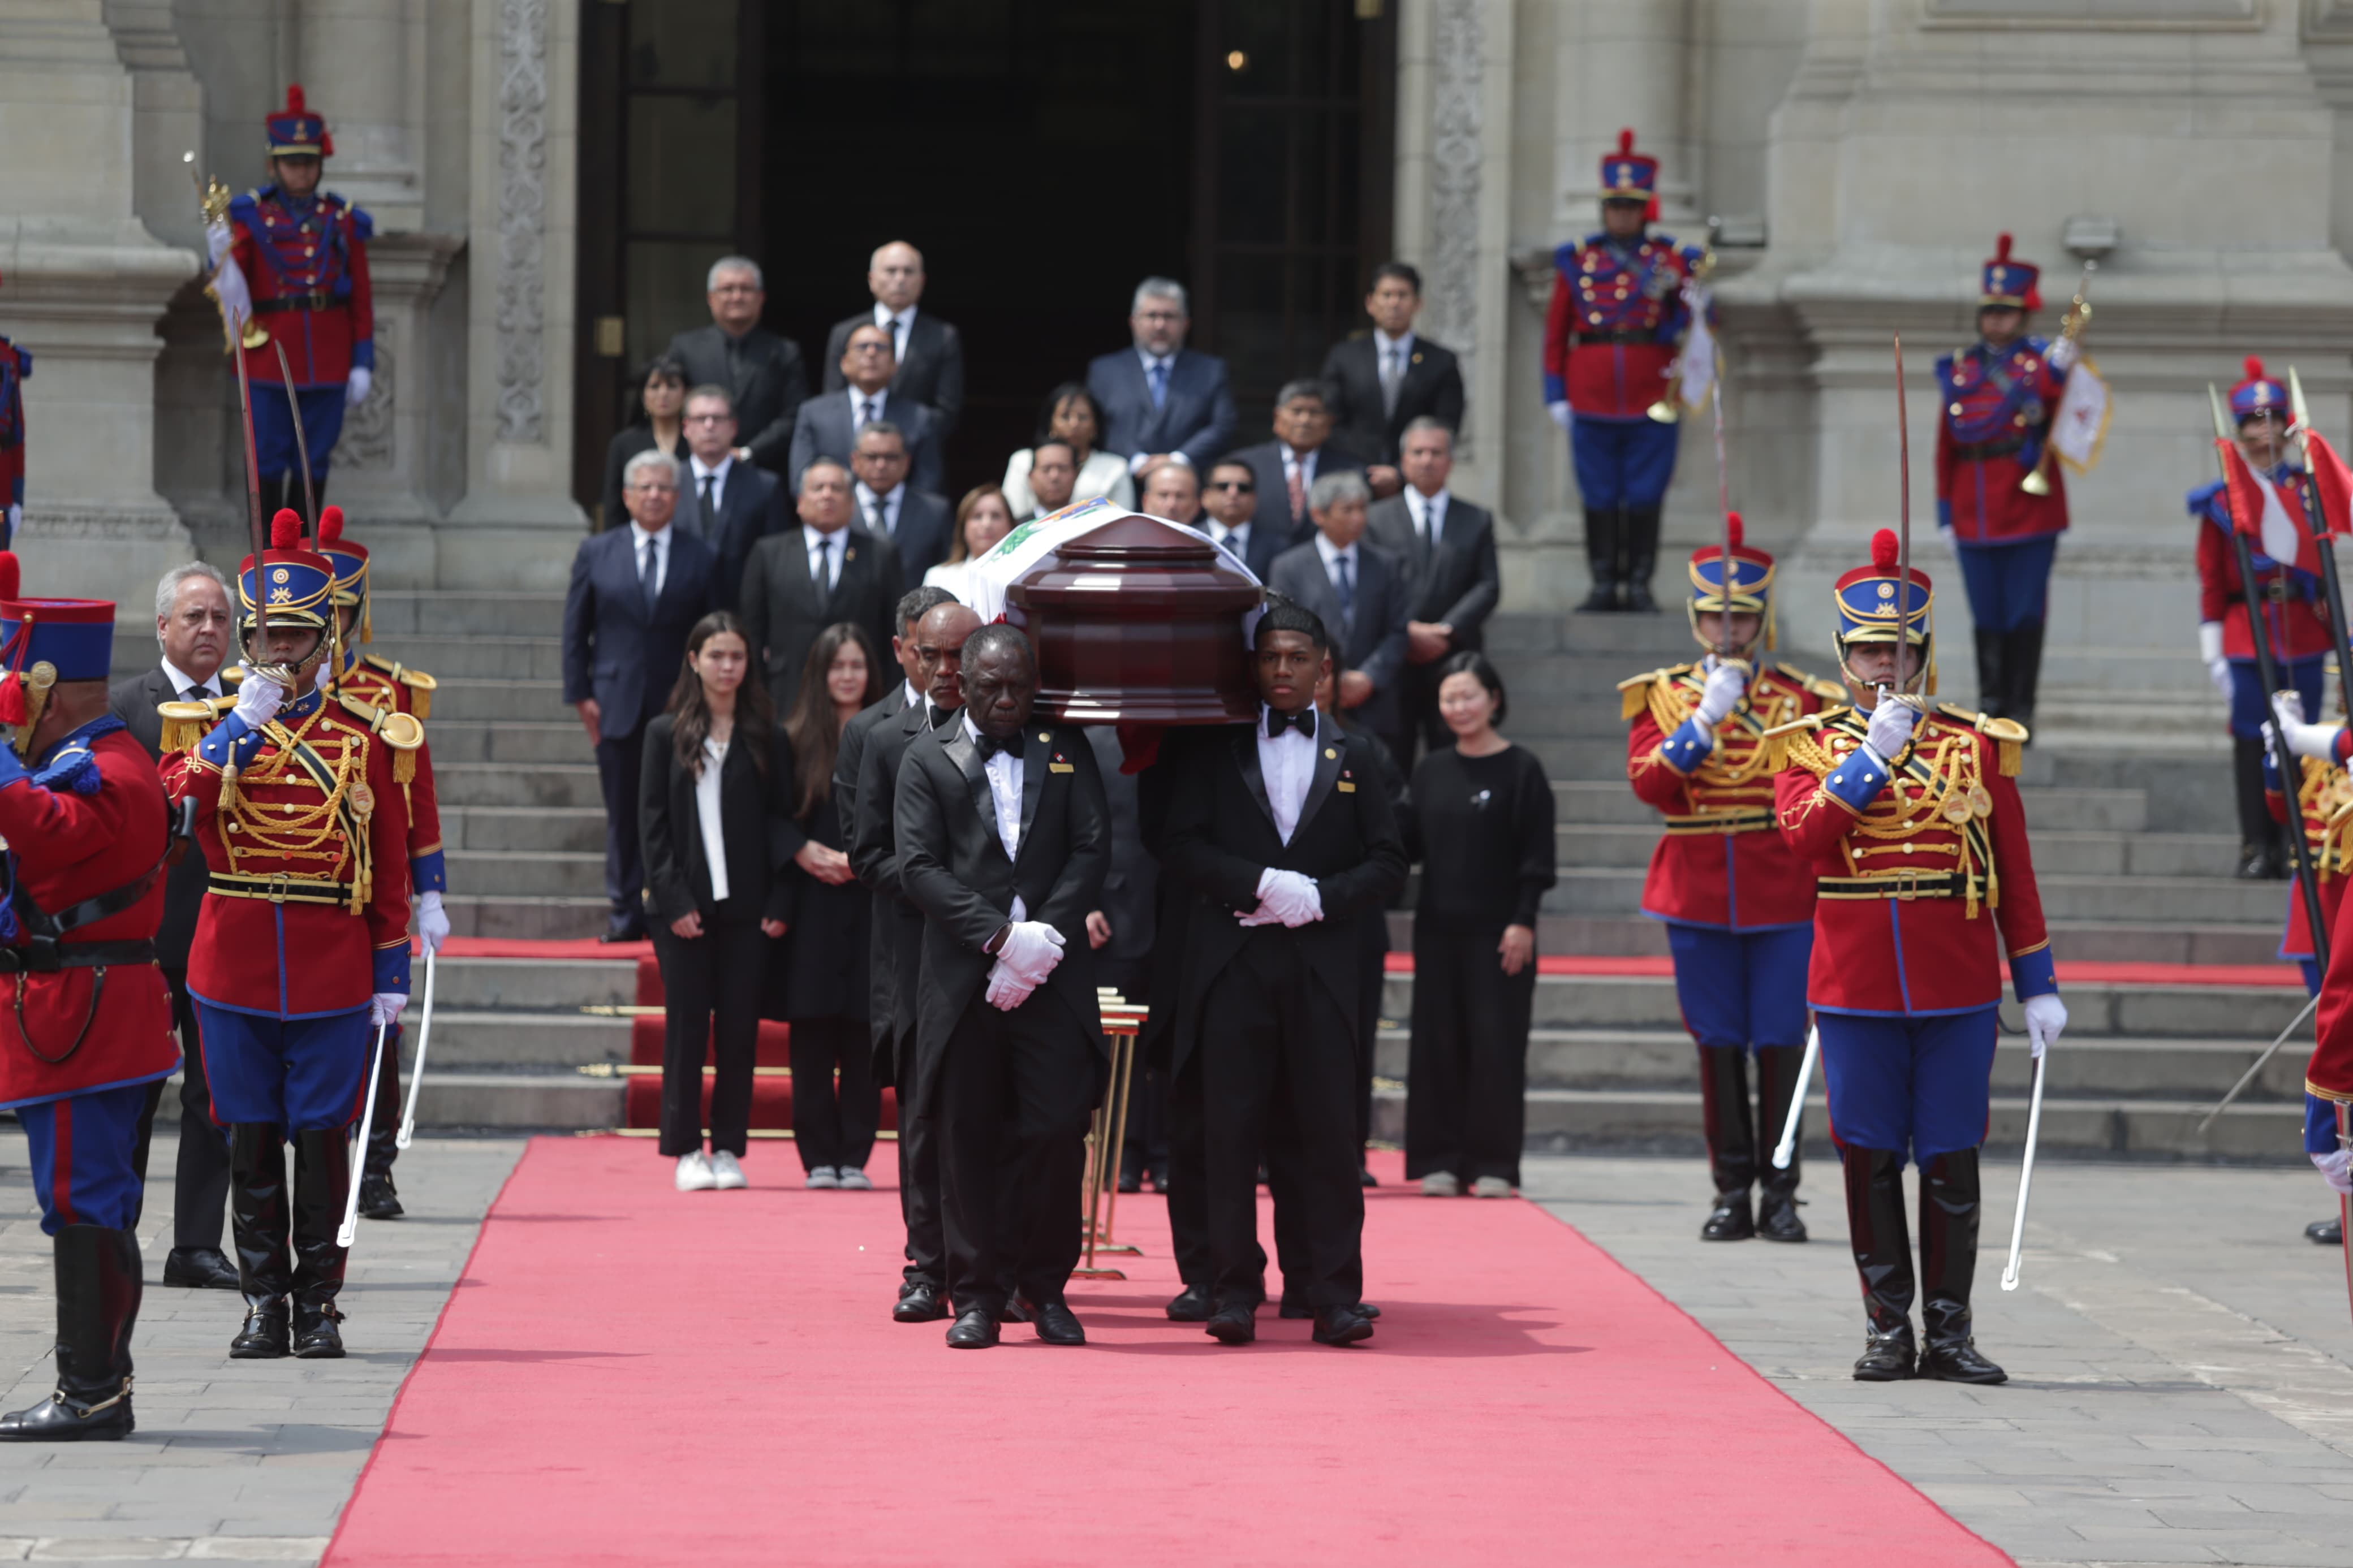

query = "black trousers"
[[896, 1025, 945, 1286], [650, 913, 768, 1157], [936, 990, 1096, 1315], [1404, 915, 1536, 1185], [165, 969, 231, 1249], [594, 725, 650, 923], [788, 1014, 880, 1174], [1190, 927, 1364, 1310]]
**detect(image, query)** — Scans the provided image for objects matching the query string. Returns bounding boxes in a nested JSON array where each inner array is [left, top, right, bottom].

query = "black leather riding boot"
[[1843, 1144, 1916, 1380], [2004, 622, 2046, 731], [1917, 1147, 2006, 1383], [0, 1226, 139, 1441], [1973, 628, 2005, 719], [291, 1129, 351, 1358], [2233, 735, 2278, 879], [1752, 1044, 1808, 1242], [359, 1028, 404, 1219], [1622, 506, 1661, 612], [1579, 508, 1622, 612], [1696, 1046, 1756, 1241], [228, 1124, 292, 1358]]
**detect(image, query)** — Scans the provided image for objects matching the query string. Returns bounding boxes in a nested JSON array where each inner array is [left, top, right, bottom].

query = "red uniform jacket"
[[1774, 706, 2055, 1015], [1541, 235, 1700, 420], [2193, 476, 2333, 663], [1933, 339, 2070, 545], [0, 722, 176, 1110], [2268, 754, 2353, 962], [335, 652, 445, 894], [229, 186, 374, 388], [162, 687, 413, 1017], [1624, 660, 1841, 930]]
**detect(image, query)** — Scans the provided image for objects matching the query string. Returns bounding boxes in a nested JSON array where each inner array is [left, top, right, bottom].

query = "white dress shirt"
[[160, 655, 221, 701], [901, 680, 923, 710], [628, 520, 670, 599], [873, 303, 916, 362], [965, 714, 1028, 921], [855, 480, 903, 541], [804, 524, 847, 593], [696, 738, 730, 903], [1404, 484, 1450, 550], [1257, 703, 1316, 845]]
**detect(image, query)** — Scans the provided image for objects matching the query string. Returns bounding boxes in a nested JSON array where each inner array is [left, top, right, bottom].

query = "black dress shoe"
[[1281, 1298, 1381, 1321], [1165, 1283, 1213, 1322], [163, 1246, 243, 1290], [0, 1384, 133, 1442], [945, 1308, 999, 1349], [1755, 1193, 1808, 1243], [1117, 1171, 1140, 1194], [230, 1301, 290, 1359], [2236, 843, 2272, 880], [1311, 1304, 1375, 1346], [1359, 1164, 1379, 1188], [1701, 1190, 1755, 1241], [2308, 1216, 2343, 1245], [292, 1303, 345, 1360], [1205, 1304, 1256, 1344], [1022, 1298, 1086, 1345], [893, 1282, 948, 1323], [357, 1174, 404, 1221], [1917, 1336, 2006, 1384], [1851, 1329, 1916, 1382], [598, 917, 647, 944]]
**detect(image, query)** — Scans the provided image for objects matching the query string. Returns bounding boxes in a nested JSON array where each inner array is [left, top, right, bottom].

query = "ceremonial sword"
[[340, 1018, 392, 1247]]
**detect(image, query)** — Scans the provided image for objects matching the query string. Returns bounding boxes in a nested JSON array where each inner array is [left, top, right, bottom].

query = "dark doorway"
[[575, 0, 1395, 521]]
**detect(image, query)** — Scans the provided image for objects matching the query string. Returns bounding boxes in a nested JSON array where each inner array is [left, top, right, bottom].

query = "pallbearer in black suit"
[[1320, 262, 1466, 480], [1161, 601, 1408, 1347], [894, 626, 1110, 1349]]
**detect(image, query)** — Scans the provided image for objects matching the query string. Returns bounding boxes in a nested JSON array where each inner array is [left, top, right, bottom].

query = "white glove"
[[2316, 1146, 2353, 1198], [230, 664, 287, 731], [1864, 695, 1919, 761], [210, 256, 255, 337], [1546, 401, 1572, 432], [2273, 691, 2343, 762], [205, 216, 234, 269], [1695, 659, 1747, 725], [1243, 868, 1323, 928], [2046, 336, 2079, 373], [4, 503, 17, 545], [2198, 622, 2231, 698], [2022, 992, 2067, 1060], [369, 992, 408, 1029], [1938, 523, 1957, 556], [346, 367, 373, 409], [983, 960, 1035, 1013], [994, 921, 1066, 988], [416, 889, 450, 956]]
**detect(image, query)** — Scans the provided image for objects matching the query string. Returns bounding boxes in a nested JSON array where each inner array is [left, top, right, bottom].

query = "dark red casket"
[[998, 509, 1262, 724]]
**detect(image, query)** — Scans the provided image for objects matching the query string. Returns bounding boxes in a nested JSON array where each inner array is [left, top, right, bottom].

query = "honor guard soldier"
[[159, 509, 417, 1360], [0, 311, 27, 545], [1934, 234, 2077, 729], [317, 506, 446, 1219], [1541, 128, 1707, 615], [2196, 360, 2326, 880], [211, 85, 374, 519], [1620, 513, 1843, 1244], [2262, 717, 2351, 998], [2265, 698, 2353, 1241], [1773, 528, 2068, 1385], [0, 556, 178, 1442]]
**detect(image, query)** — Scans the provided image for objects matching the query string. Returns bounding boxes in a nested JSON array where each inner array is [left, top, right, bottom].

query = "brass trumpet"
[[1646, 243, 1717, 424], [183, 152, 269, 355], [2020, 261, 2095, 497]]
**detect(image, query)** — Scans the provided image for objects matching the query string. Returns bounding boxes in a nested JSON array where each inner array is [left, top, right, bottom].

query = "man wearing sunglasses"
[[1200, 459, 1282, 579]]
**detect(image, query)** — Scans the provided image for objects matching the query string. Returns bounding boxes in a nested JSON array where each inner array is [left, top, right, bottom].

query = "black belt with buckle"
[[0, 939, 155, 974], [1816, 871, 1964, 901], [2228, 582, 2304, 605], [1575, 329, 1656, 345], [255, 293, 332, 313], [1953, 437, 2026, 462]]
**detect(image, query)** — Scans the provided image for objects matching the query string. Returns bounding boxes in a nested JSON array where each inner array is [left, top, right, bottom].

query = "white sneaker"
[[1472, 1176, 1513, 1199], [674, 1151, 716, 1192], [805, 1165, 839, 1190], [836, 1167, 872, 1191], [710, 1150, 748, 1190], [1420, 1171, 1461, 1197]]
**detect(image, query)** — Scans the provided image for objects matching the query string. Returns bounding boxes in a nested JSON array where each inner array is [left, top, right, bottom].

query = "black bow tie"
[[973, 730, 1018, 761], [1265, 707, 1316, 740], [928, 703, 958, 730]]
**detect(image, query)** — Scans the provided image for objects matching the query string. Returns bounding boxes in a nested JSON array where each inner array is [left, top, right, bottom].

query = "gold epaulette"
[[1778, 663, 1848, 705], [1938, 702, 2027, 779], [335, 691, 425, 785], [1617, 663, 1695, 722], [158, 693, 237, 754], [360, 653, 437, 720]]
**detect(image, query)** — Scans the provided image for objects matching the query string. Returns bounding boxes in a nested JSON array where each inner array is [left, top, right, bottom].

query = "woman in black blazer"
[[640, 611, 803, 1192], [600, 355, 689, 531], [775, 623, 884, 1189]]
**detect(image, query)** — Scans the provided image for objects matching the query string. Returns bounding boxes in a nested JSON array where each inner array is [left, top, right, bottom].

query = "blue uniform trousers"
[[251, 384, 346, 487], [1817, 1007, 1998, 1165], [195, 1001, 372, 1133], [2230, 655, 2326, 741], [1664, 923, 1812, 1050], [18, 1083, 153, 1234], [1570, 414, 1679, 509], [1954, 536, 2059, 633]]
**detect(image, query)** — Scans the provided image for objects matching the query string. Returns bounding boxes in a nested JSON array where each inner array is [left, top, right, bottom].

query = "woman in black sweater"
[[640, 611, 802, 1192], [1405, 651, 1556, 1198]]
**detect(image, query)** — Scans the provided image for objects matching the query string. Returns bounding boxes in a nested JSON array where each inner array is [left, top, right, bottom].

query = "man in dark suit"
[[848, 421, 951, 580], [1085, 278, 1237, 483], [1199, 458, 1283, 581], [894, 625, 1109, 1349], [740, 459, 902, 719], [789, 324, 945, 496], [562, 449, 718, 942], [679, 385, 787, 612], [109, 561, 242, 1291], [1225, 379, 1371, 547], [821, 241, 966, 438], [1160, 601, 1407, 1346], [665, 257, 809, 477], [1140, 462, 1203, 528], [1266, 471, 1413, 761], [1364, 418, 1502, 766], [843, 593, 972, 1325], [1320, 261, 1466, 480]]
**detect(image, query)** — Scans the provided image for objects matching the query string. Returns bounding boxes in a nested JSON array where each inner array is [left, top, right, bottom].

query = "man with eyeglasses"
[[680, 386, 786, 612], [788, 324, 945, 497], [1200, 458, 1282, 579], [1087, 279, 1237, 486], [665, 257, 809, 476]]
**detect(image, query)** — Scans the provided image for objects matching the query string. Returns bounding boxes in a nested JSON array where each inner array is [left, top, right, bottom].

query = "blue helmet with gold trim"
[[266, 84, 333, 160], [1833, 528, 1935, 694], [317, 504, 372, 643], [239, 509, 336, 637], [1598, 128, 1659, 220], [1687, 512, 1775, 654], [2229, 356, 2287, 423], [1979, 232, 2041, 312]]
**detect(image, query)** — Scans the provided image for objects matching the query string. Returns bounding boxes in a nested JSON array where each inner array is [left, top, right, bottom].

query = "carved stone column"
[[296, 0, 426, 234], [329, 231, 464, 586]]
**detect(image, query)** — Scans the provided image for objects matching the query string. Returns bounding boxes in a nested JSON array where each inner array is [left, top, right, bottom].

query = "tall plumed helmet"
[[1979, 232, 2041, 313], [2229, 355, 2288, 421], [1830, 528, 1936, 694], [236, 507, 338, 635], [0, 549, 118, 734], [316, 503, 373, 643], [1597, 127, 1660, 222], [1686, 511, 1777, 652], [266, 83, 334, 159]]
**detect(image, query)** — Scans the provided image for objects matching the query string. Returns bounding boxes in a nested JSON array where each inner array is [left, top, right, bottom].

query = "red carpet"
[[322, 1144, 2004, 1567], [420, 935, 652, 961], [1381, 952, 2301, 987]]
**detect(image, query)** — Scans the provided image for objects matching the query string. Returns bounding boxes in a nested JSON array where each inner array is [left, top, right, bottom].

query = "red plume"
[[2244, 356, 2267, 384], [0, 676, 25, 728], [286, 84, 306, 115], [270, 509, 303, 550], [1871, 529, 1900, 571], [1994, 232, 2012, 262], [0, 551, 21, 604], [1617, 128, 1635, 156], [1725, 512, 1744, 550], [318, 505, 345, 545]]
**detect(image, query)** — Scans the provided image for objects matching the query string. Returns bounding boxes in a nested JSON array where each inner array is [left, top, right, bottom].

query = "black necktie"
[[973, 730, 1016, 761], [699, 473, 718, 537], [1265, 707, 1315, 740], [639, 538, 658, 611]]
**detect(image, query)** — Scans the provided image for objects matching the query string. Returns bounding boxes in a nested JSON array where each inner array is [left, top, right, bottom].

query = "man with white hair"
[[822, 240, 966, 438], [1085, 278, 1237, 485], [665, 256, 809, 476]]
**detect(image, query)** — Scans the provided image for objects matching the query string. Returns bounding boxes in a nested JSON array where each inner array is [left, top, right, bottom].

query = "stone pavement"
[[0, 1131, 522, 1566], [1527, 1154, 2353, 1568]]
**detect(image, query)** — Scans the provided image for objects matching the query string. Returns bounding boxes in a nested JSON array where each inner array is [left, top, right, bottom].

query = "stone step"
[[150, 1066, 621, 1131], [434, 761, 604, 810], [430, 954, 636, 1010], [413, 1010, 631, 1069], [1539, 865, 2289, 925], [1380, 910, 2281, 966], [443, 804, 608, 854], [446, 848, 605, 898], [425, 678, 573, 723], [425, 721, 591, 766], [1549, 780, 2150, 834], [367, 590, 566, 639], [444, 893, 612, 940], [358, 635, 569, 681]]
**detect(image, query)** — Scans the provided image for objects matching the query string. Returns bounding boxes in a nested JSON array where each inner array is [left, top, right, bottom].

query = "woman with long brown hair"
[[640, 612, 801, 1192], [921, 485, 1018, 604], [776, 622, 884, 1189]]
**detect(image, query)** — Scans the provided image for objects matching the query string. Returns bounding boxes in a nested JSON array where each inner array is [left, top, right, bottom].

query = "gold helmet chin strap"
[[9, 661, 55, 760]]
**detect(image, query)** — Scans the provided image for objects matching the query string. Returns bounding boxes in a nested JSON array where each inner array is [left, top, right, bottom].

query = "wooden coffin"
[[1001, 509, 1261, 724]]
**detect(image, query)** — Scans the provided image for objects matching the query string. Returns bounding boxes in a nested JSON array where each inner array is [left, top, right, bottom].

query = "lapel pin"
[[1325, 748, 1338, 759], [1037, 732, 1049, 742]]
